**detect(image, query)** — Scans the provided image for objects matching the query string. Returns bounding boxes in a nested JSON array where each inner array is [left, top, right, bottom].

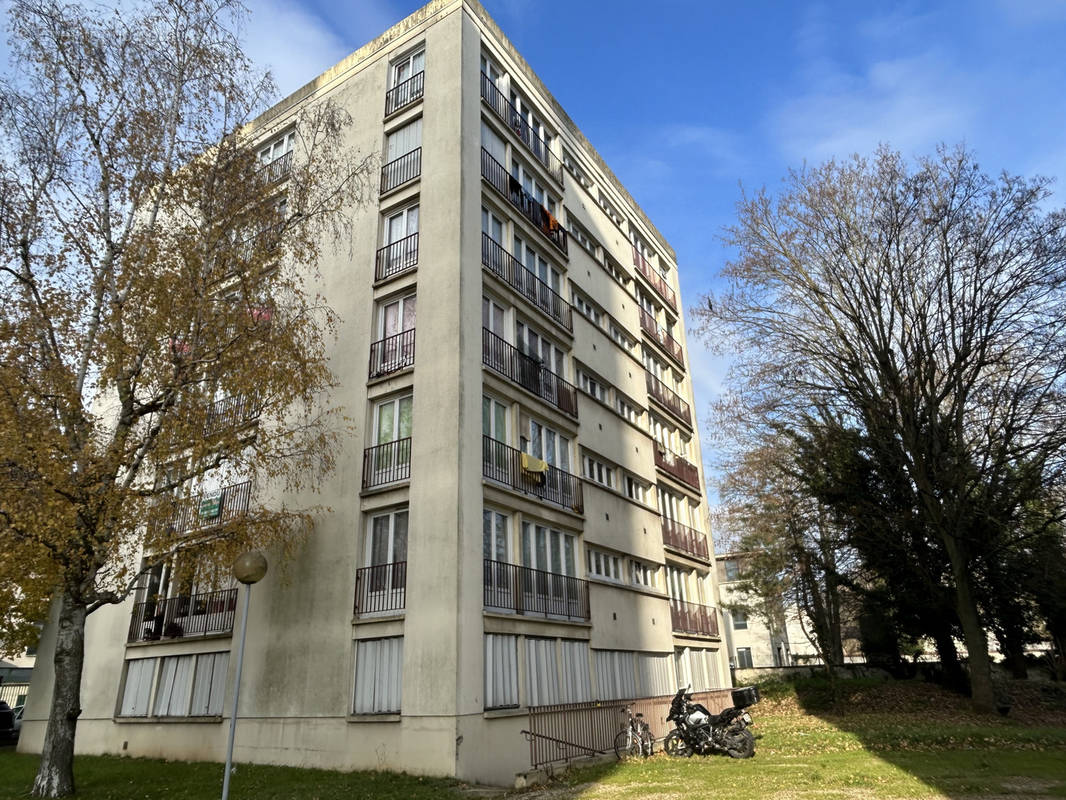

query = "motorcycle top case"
[[731, 686, 760, 709]]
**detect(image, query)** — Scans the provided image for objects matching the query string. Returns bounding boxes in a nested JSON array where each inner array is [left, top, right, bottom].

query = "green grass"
[[0, 749, 465, 800]]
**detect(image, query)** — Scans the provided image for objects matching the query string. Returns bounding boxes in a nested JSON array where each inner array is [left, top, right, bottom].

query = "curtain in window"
[[190, 652, 229, 716], [353, 637, 404, 714], [525, 638, 559, 707], [154, 654, 195, 716], [484, 634, 518, 709], [119, 658, 157, 717], [386, 119, 422, 161], [559, 640, 592, 703]]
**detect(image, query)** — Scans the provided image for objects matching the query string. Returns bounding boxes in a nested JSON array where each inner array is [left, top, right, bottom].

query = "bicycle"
[[614, 704, 654, 760]]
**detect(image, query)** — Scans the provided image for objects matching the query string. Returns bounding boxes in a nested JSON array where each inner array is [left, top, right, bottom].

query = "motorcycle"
[[663, 685, 759, 759]]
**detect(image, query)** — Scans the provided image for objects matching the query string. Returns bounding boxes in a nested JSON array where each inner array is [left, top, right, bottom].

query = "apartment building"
[[21, 0, 726, 785]]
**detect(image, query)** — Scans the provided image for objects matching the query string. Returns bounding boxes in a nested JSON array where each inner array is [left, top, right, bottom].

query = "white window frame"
[[582, 454, 614, 489], [587, 547, 623, 583]]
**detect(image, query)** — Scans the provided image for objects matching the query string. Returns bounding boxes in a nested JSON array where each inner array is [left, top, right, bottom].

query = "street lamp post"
[[221, 551, 268, 800]]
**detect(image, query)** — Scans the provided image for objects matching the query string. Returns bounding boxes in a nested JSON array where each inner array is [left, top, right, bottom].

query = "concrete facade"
[[20, 1, 727, 785]]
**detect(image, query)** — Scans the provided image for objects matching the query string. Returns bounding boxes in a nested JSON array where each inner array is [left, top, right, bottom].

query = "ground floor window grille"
[[637, 652, 674, 697], [593, 650, 638, 700]]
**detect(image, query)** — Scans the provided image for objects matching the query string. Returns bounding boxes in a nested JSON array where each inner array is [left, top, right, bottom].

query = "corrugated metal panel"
[[354, 637, 404, 713], [594, 650, 637, 700], [120, 658, 157, 717], [674, 647, 691, 690], [525, 638, 559, 706], [484, 633, 518, 708], [190, 652, 229, 716], [705, 648, 722, 688], [559, 640, 592, 703], [154, 654, 195, 716], [637, 652, 673, 696]]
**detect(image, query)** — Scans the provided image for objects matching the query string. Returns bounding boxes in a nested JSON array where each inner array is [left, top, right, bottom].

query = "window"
[[559, 640, 593, 703], [118, 653, 228, 718], [369, 396, 412, 482], [630, 560, 659, 590], [485, 633, 519, 709], [526, 638, 560, 706], [582, 454, 614, 489], [482, 206, 505, 243], [587, 548, 622, 582], [483, 507, 510, 563], [593, 650, 637, 701], [481, 53, 503, 86], [509, 90, 552, 163], [366, 509, 408, 571], [625, 475, 649, 504], [571, 292, 600, 325], [119, 658, 158, 717], [617, 395, 642, 427], [736, 647, 753, 669], [481, 120, 506, 164], [482, 296, 506, 337], [381, 204, 419, 275], [258, 129, 294, 166], [154, 654, 195, 716], [353, 637, 404, 714], [723, 559, 739, 582], [563, 149, 592, 188], [577, 369, 607, 403], [386, 118, 422, 161], [521, 522, 576, 576], [482, 395, 508, 442], [732, 609, 748, 630], [604, 257, 630, 288], [524, 418, 571, 472], [514, 321, 565, 376], [675, 647, 719, 691], [637, 653, 674, 697], [511, 159, 556, 215], [567, 214, 598, 255], [512, 233, 560, 292], [609, 322, 635, 353], [372, 294, 416, 374], [598, 192, 625, 227], [382, 119, 422, 192], [386, 47, 425, 114]]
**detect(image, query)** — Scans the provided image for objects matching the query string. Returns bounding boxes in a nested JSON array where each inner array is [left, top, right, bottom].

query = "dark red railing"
[[353, 562, 407, 615], [482, 436, 583, 513], [632, 246, 676, 312], [127, 588, 238, 643], [654, 443, 701, 491], [480, 73, 563, 183], [261, 151, 293, 184], [638, 309, 684, 367], [203, 394, 259, 436], [159, 480, 252, 538], [670, 599, 719, 637], [380, 147, 421, 194], [369, 328, 416, 378], [375, 232, 419, 282], [482, 234, 572, 331], [385, 71, 424, 115], [483, 559, 589, 621], [481, 148, 567, 255], [660, 517, 710, 561], [362, 438, 411, 489], [482, 328, 577, 417], [645, 371, 691, 428]]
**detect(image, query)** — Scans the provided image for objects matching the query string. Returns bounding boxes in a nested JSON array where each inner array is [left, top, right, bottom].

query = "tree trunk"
[[945, 547, 996, 713], [930, 623, 968, 693], [32, 591, 87, 798]]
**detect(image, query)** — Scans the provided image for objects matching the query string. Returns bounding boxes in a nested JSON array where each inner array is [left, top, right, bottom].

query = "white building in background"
[[22, 0, 727, 785]]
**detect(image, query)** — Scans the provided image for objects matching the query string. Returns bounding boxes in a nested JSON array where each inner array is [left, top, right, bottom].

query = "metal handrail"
[[261, 151, 293, 184], [660, 516, 710, 561], [369, 328, 416, 378], [482, 328, 577, 416], [362, 438, 412, 489], [653, 442, 701, 491], [480, 148, 568, 255], [480, 72, 564, 183], [375, 232, 419, 282], [380, 147, 422, 194], [482, 234, 572, 331], [385, 71, 425, 115], [203, 393, 260, 436], [645, 371, 691, 428], [127, 588, 238, 643], [159, 480, 252, 538], [354, 562, 407, 615], [483, 558, 590, 620], [638, 308, 684, 367], [670, 599, 719, 637], [481, 436, 583, 513], [632, 246, 677, 312]]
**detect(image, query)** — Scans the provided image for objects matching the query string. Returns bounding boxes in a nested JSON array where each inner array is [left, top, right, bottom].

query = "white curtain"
[[484, 634, 518, 709], [525, 638, 559, 706], [119, 658, 157, 717], [386, 119, 422, 161], [190, 652, 229, 716], [353, 637, 404, 714], [154, 654, 195, 716]]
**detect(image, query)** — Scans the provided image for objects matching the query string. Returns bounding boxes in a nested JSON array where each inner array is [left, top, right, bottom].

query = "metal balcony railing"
[[362, 438, 411, 489], [480, 73, 564, 184], [127, 588, 238, 643], [385, 71, 424, 115], [353, 562, 407, 615], [638, 308, 685, 367], [482, 329, 577, 417], [654, 443, 701, 491], [482, 234, 572, 331], [482, 436, 583, 513], [481, 148, 568, 255], [380, 147, 422, 194], [483, 559, 590, 621], [159, 480, 252, 538], [670, 599, 719, 637], [261, 151, 293, 184], [645, 371, 691, 428], [660, 516, 710, 561], [375, 232, 419, 282], [368, 328, 416, 378], [203, 393, 260, 436], [632, 246, 677, 312]]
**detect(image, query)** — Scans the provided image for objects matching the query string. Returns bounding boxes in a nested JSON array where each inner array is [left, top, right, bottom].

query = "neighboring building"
[[21, 0, 725, 785]]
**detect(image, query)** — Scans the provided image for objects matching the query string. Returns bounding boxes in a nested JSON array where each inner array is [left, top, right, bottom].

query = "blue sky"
[[242, 0, 1066, 485]]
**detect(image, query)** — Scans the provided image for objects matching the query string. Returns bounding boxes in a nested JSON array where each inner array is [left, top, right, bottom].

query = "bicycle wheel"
[[640, 724, 654, 757], [614, 728, 642, 761]]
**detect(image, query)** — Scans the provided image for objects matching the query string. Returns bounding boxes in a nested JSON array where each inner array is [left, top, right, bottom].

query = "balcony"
[[369, 328, 416, 378], [481, 148, 568, 256], [660, 517, 710, 561], [354, 562, 407, 616], [645, 371, 691, 428], [482, 234, 572, 331], [127, 588, 238, 643], [633, 246, 677, 313], [480, 73, 564, 184], [654, 443, 701, 491], [484, 559, 589, 621], [639, 309, 685, 368], [380, 147, 421, 194], [375, 232, 419, 282], [385, 71, 424, 116], [670, 599, 719, 637], [362, 438, 411, 490], [161, 480, 252, 538], [261, 151, 293, 184], [482, 329, 577, 417], [203, 393, 259, 437], [482, 436, 583, 513]]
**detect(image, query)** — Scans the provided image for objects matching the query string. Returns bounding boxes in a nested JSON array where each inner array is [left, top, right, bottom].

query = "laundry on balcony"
[[520, 452, 548, 480]]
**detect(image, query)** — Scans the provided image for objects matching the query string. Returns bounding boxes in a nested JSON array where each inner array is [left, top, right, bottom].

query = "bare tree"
[[0, 0, 372, 795], [698, 146, 1066, 712]]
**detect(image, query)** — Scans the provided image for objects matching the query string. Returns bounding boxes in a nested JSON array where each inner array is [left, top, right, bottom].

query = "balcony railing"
[[375, 232, 419, 282], [482, 329, 577, 417], [362, 438, 411, 489], [385, 71, 424, 116], [380, 147, 421, 194], [354, 562, 407, 616], [160, 480, 252, 538], [638, 309, 684, 367], [482, 436, 583, 513], [654, 443, 701, 491], [481, 148, 568, 256], [484, 559, 590, 621], [480, 73, 564, 184], [203, 393, 259, 437], [261, 151, 293, 184], [670, 599, 719, 637], [645, 371, 691, 428], [127, 588, 238, 643], [633, 247, 677, 312], [369, 328, 416, 378], [660, 517, 710, 561], [482, 234, 572, 331]]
